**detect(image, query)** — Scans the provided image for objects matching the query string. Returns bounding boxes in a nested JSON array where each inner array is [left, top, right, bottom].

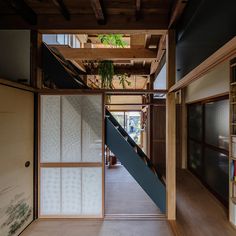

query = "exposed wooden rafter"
[[150, 35, 166, 74], [0, 14, 168, 31], [52, 0, 70, 21], [39, 88, 167, 95], [90, 0, 106, 25], [169, 0, 188, 28], [52, 46, 157, 61], [5, 0, 37, 25], [135, 0, 142, 20]]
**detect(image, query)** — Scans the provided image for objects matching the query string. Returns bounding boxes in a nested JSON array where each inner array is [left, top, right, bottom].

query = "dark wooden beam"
[[135, 0, 142, 20], [52, 0, 70, 21], [5, 0, 37, 25], [90, 0, 106, 25], [38, 88, 168, 95], [169, 0, 188, 28], [0, 14, 168, 31]]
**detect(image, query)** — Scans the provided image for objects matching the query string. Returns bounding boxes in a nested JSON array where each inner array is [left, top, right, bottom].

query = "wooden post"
[[181, 88, 187, 169], [30, 30, 43, 89], [148, 74, 154, 161], [166, 29, 176, 220]]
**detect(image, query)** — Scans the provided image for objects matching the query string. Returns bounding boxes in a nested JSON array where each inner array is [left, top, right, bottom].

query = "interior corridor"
[[105, 165, 161, 215]]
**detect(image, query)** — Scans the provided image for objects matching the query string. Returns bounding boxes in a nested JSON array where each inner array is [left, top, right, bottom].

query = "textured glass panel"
[[41, 96, 60, 162], [61, 96, 82, 162], [204, 148, 229, 203], [82, 95, 102, 162], [188, 140, 202, 175], [188, 104, 202, 141], [61, 168, 82, 214], [40, 168, 61, 215], [82, 168, 102, 215], [205, 99, 229, 150]]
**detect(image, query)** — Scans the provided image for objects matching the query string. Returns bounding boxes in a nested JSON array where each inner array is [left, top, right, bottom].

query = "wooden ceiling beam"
[[135, 0, 142, 20], [38, 88, 168, 95], [52, 46, 157, 60], [169, 0, 188, 28], [52, 0, 70, 21], [0, 13, 169, 31], [90, 0, 106, 25], [150, 35, 166, 74], [5, 0, 37, 25]]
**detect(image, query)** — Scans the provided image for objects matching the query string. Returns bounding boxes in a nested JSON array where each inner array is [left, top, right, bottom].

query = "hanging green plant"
[[117, 73, 131, 88], [98, 34, 128, 48], [98, 60, 114, 89]]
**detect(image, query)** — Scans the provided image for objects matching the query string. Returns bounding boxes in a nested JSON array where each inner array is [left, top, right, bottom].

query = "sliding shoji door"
[[39, 94, 104, 218]]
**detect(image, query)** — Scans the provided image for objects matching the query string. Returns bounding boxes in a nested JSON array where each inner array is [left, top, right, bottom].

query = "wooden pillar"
[[148, 74, 154, 160], [166, 30, 176, 220], [30, 30, 43, 89], [181, 88, 187, 169]]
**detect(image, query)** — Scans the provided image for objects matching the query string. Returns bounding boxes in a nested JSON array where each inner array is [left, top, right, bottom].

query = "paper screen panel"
[[61, 168, 82, 214], [41, 95, 61, 162], [82, 95, 102, 162], [82, 167, 102, 215], [61, 96, 82, 162], [40, 168, 61, 215]]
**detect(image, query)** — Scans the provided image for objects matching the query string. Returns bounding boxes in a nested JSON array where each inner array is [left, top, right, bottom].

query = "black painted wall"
[[176, 0, 236, 81]]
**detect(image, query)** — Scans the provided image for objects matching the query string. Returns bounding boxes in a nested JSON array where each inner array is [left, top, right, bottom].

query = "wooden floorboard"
[[105, 165, 161, 215], [174, 169, 236, 236], [21, 219, 174, 236]]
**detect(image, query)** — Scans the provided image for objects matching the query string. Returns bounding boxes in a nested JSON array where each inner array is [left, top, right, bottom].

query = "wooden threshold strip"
[[40, 162, 102, 168]]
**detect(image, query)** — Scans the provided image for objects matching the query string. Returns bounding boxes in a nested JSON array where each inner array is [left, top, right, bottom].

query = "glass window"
[[125, 112, 141, 145], [187, 98, 229, 205], [111, 111, 142, 145], [204, 148, 229, 203], [188, 103, 202, 141], [111, 112, 125, 128], [205, 100, 229, 150], [188, 140, 203, 176]]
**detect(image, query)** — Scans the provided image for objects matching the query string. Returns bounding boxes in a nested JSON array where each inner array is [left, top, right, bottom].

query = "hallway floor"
[[21, 219, 173, 236], [105, 165, 161, 215], [174, 169, 236, 236], [21, 167, 236, 236]]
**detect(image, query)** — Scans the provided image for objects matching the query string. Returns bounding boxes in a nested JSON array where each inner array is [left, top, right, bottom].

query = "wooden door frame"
[[37, 91, 105, 219]]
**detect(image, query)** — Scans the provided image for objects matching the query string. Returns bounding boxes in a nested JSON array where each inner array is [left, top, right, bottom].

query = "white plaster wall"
[[185, 61, 229, 103]]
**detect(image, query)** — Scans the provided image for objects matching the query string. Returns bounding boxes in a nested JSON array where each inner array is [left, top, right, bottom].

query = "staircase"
[[105, 110, 166, 213]]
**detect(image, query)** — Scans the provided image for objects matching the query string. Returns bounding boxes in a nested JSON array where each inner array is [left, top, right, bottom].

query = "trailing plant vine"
[[98, 60, 114, 89], [97, 34, 131, 89], [117, 73, 131, 89]]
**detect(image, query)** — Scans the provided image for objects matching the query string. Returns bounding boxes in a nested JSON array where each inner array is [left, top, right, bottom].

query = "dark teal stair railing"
[[105, 110, 166, 213]]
